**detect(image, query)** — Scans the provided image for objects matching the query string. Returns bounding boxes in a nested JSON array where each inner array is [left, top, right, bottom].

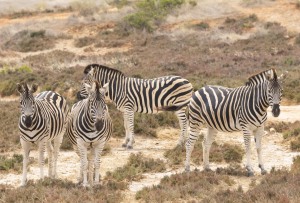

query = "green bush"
[[0, 154, 23, 171], [105, 153, 166, 182], [124, 0, 185, 32]]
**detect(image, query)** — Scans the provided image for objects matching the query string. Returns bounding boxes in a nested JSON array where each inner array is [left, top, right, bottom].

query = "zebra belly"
[[76, 131, 108, 143]]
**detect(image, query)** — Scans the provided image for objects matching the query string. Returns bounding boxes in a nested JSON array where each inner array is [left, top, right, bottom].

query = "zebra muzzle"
[[271, 104, 280, 117], [95, 119, 104, 131], [24, 116, 32, 128]]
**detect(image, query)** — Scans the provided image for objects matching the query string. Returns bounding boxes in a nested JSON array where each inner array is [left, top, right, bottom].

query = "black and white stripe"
[[66, 81, 112, 187], [163, 69, 286, 176], [77, 64, 193, 149], [17, 83, 69, 186]]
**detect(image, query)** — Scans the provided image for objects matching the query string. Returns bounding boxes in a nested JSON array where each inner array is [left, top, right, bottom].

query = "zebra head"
[[265, 69, 287, 117], [77, 67, 94, 100], [17, 83, 38, 128], [85, 81, 109, 131]]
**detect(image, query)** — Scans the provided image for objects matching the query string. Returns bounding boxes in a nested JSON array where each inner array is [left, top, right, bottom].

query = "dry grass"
[[0, 178, 124, 203], [136, 170, 234, 202]]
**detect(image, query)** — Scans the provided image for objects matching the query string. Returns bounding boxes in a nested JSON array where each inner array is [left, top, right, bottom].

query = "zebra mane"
[[84, 64, 125, 77], [246, 68, 277, 86]]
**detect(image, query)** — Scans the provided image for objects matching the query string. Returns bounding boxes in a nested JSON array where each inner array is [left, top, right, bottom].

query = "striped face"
[[17, 83, 38, 128], [265, 70, 284, 117], [86, 82, 108, 131]]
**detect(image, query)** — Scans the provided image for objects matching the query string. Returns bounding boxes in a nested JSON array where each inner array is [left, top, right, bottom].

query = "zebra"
[[66, 81, 112, 187], [161, 68, 287, 176], [17, 83, 69, 186], [77, 64, 194, 149]]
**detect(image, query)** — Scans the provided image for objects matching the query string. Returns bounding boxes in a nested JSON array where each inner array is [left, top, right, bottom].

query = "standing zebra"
[[17, 83, 69, 186], [67, 81, 112, 187], [162, 69, 286, 176], [77, 64, 193, 149]]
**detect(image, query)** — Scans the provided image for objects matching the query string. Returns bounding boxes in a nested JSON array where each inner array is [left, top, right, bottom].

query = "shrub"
[[105, 152, 166, 182], [206, 169, 300, 203], [0, 178, 123, 202], [0, 154, 23, 171], [0, 101, 20, 152], [3, 30, 56, 52], [124, 0, 185, 32], [164, 138, 244, 166], [74, 37, 95, 48], [136, 170, 233, 202]]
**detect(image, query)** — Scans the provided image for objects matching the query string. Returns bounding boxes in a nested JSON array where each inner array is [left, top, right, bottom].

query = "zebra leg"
[[242, 129, 254, 176], [77, 139, 89, 187], [20, 139, 30, 186], [202, 127, 217, 171], [93, 141, 105, 185], [88, 149, 94, 186], [175, 107, 187, 146], [254, 126, 267, 175], [122, 112, 130, 148], [185, 121, 201, 172], [53, 132, 64, 178], [38, 140, 47, 180], [124, 109, 135, 149], [46, 141, 54, 178]]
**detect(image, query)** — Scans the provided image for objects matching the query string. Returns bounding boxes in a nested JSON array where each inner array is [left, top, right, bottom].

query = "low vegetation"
[[3, 30, 57, 52], [0, 178, 124, 203], [124, 0, 185, 32], [136, 170, 234, 202], [164, 138, 245, 167], [105, 153, 166, 182], [0, 154, 23, 172]]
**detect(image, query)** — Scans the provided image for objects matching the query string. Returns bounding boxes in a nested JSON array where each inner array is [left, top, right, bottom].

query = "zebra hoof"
[[261, 169, 267, 175], [185, 166, 190, 172], [121, 143, 127, 148], [127, 145, 133, 149], [247, 171, 254, 177], [204, 167, 212, 172]]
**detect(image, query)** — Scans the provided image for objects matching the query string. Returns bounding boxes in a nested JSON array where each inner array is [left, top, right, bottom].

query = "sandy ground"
[[1, 105, 300, 200]]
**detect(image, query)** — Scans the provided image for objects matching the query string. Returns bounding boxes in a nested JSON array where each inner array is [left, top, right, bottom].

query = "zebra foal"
[[77, 64, 193, 149], [162, 69, 287, 176], [17, 83, 69, 186], [66, 81, 112, 187]]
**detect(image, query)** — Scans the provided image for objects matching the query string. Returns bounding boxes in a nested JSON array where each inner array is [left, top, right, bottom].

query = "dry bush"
[[0, 154, 23, 172], [0, 178, 124, 203], [3, 30, 56, 52], [205, 168, 300, 203], [215, 163, 248, 176], [164, 138, 244, 167], [136, 170, 234, 202], [74, 36, 95, 48], [0, 101, 20, 152], [222, 14, 258, 34], [105, 152, 166, 182]]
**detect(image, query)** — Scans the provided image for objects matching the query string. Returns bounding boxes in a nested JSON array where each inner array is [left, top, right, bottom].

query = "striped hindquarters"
[[126, 76, 193, 113]]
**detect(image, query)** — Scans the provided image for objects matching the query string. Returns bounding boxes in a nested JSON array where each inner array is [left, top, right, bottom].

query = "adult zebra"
[[66, 81, 112, 187], [162, 68, 286, 176], [17, 83, 69, 186], [77, 64, 193, 149]]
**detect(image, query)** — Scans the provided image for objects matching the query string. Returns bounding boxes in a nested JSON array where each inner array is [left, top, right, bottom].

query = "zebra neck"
[[82, 102, 96, 128], [108, 75, 127, 109]]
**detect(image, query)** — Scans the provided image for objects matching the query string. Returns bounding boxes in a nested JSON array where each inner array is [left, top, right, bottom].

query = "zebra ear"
[[265, 69, 275, 80], [278, 71, 288, 81], [31, 84, 38, 93], [16, 83, 23, 93], [100, 83, 109, 95], [84, 83, 92, 94]]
